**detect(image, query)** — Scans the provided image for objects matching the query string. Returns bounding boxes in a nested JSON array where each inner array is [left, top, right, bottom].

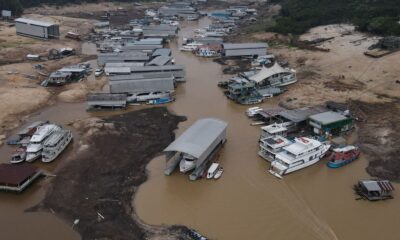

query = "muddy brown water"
[[0, 17, 399, 240]]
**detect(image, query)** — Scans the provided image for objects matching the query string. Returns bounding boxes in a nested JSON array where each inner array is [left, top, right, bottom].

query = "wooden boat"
[[214, 167, 224, 179], [327, 145, 360, 168]]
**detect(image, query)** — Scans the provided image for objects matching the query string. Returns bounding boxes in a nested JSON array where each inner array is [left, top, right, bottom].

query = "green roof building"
[[308, 111, 352, 136]]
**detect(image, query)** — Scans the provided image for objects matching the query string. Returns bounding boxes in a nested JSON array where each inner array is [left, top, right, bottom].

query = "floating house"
[[354, 180, 394, 201], [226, 82, 263, 105], [248, 62, 297, 87], [222, 43, 268, 57], [98, 53, 150, 66], [87, 93, 127, 110], [47, 72, 72, 85], [0, 164, 42, 192], [308, 111, 352, 136], [164, 118, 228, 181], [129, 65, 185, 82], [15, 18, 60, 39]]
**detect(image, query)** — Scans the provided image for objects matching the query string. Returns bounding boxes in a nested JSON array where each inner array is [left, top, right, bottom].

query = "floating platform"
[[0, 164, 42, 193]]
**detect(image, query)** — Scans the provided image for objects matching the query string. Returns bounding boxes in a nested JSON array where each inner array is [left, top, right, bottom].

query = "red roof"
[[0, 164, 38, 186]]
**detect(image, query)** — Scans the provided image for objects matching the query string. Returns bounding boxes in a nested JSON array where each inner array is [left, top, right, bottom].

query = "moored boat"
[[354, 179, 394, 201], [147, 97, 175, 105], [42, 129, 73, 163], [10, 147, 27, 164], [327, 145, 360, 168], [207, 163, 219, 179], [268, 137, 330, 178], [214, 167, 224, 179], [179, 153, 197, 173], [26, 124, 61, 162]]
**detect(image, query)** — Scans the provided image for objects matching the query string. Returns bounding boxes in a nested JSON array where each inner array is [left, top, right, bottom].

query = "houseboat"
[[248, 62, 297, 88], [327, 145, 360, 168], [258, 135, 292, 162], [260, 122, 293, 139], [268, 137, 330, 178], [26, 124, 61, 162], [354, 180, 394, 201], [42, 129, 73, 163]]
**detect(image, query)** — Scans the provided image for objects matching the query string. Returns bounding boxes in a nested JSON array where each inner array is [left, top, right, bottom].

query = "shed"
[[308, 111, 352, 135], [130, 65, 186, 82], [164, 118, 228, 180], [15, 18, 59, 39], [0, 164, 42, 192], [278, 106, 328, 124], [222, 43, 268, 57], [109, 76, 175, 94], [48, 71, 72, 85]]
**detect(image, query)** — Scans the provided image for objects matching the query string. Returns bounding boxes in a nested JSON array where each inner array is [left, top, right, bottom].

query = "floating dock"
[[0, 164, 42, 193]]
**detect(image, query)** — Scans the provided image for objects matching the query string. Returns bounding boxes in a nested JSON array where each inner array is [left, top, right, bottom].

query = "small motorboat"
[[10, 147, 27, 164], [147, 97, 175, 105], [327, 145, 360, 168], [214, 167, 224, 179], [207, 163, 219, 179]]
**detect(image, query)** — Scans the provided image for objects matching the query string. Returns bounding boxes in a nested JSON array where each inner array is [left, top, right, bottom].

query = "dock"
[[0, 164, 43, 193]]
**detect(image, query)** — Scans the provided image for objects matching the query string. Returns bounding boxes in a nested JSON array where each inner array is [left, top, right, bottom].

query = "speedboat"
[[207, 163, 219, 179], [179, 153, 197, 173], [269, 137, 330, 178], [327, 145, 360, 168], [26, 124, 61, 162]]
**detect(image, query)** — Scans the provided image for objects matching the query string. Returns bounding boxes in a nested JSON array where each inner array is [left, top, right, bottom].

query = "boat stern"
[[268, 161, 287, 179]]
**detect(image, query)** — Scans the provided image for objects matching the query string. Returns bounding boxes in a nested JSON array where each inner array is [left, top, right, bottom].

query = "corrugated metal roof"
[[136, 38, 164, 45], [223, 43, 268, 50], [122, 45, 163, 51], [147, 56, 171, 66], [224, 48, 267, 57], [105, 62, 145, 68], [130, 65, 184, 72], [142, 24, 178, 31], [109, 72, 175, 81], [109, 77, 175, 94], [309, 111, 348, 125], [279, 106, 328, 123], [15, 18, 56, 27], [0, 164, 38, 186], [104, 67, 131, 74], [164, 118, 228, 160], [87, 93, 127, 101], [152, 48, 171, 57]]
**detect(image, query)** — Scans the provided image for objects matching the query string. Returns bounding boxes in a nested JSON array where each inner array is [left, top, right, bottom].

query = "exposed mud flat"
[[350, 100, 400, 181], [30, 107, 196, 239]]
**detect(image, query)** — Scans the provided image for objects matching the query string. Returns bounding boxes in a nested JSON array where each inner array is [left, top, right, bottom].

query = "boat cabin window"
[[137, 92, 150, 96]]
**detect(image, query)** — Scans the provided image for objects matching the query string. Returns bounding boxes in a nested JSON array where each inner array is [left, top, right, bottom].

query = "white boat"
[[26, 124, 61, 162], [214, 167, 224, 179], [180, 42, 203, 52], [258, 135, 292, 162], [260, 122, 294, 139], [10, 147, 27, 164], [42, 129, 73, 163], [207, 163, 219, 179], [179, 153, 197, 173], [246, 106, 263, 117], [268, 137, 330, 178], [127, 91, 171, 103]]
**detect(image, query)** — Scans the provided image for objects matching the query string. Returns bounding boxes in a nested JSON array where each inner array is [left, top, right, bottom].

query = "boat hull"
[[327, 156, 359, 168], [42, 132, 73, 163], [25, 152, 41, 162]]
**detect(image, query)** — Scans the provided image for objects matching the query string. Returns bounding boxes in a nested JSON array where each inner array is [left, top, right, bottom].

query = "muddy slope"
[[34, 107, 190, 239], [351, 100, 400, 181]]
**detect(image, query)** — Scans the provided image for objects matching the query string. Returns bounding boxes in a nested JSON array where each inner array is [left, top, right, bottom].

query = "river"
[[0, 16, 398, 240]]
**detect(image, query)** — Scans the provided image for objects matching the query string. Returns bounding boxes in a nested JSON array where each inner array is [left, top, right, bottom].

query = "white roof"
[[261, 123, 288, 134], [261, 135, 292, 149], [276, 137, 322, 164], [164, 118, 227, 159], [30, 124, 60, 142], [15, 18, 56, 27], [333, 145, 357, 153], [249, 62, 291, 83]]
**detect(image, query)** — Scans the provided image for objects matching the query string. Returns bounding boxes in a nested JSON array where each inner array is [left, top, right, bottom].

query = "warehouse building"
[[142, 25, 178, 38], [308, 111, 352, 136], [164, 118, 228, 180], [122, 44, 163, 52], [152, 48, 172, 57], [98, 53, 150, 66], [129, 65, 186, 82], [87, 93, 127, 110], [109, 74, 175, 94], [147, 56, 172, 66], [15, 18, 60, 39], [222, 43, 268, 57]]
